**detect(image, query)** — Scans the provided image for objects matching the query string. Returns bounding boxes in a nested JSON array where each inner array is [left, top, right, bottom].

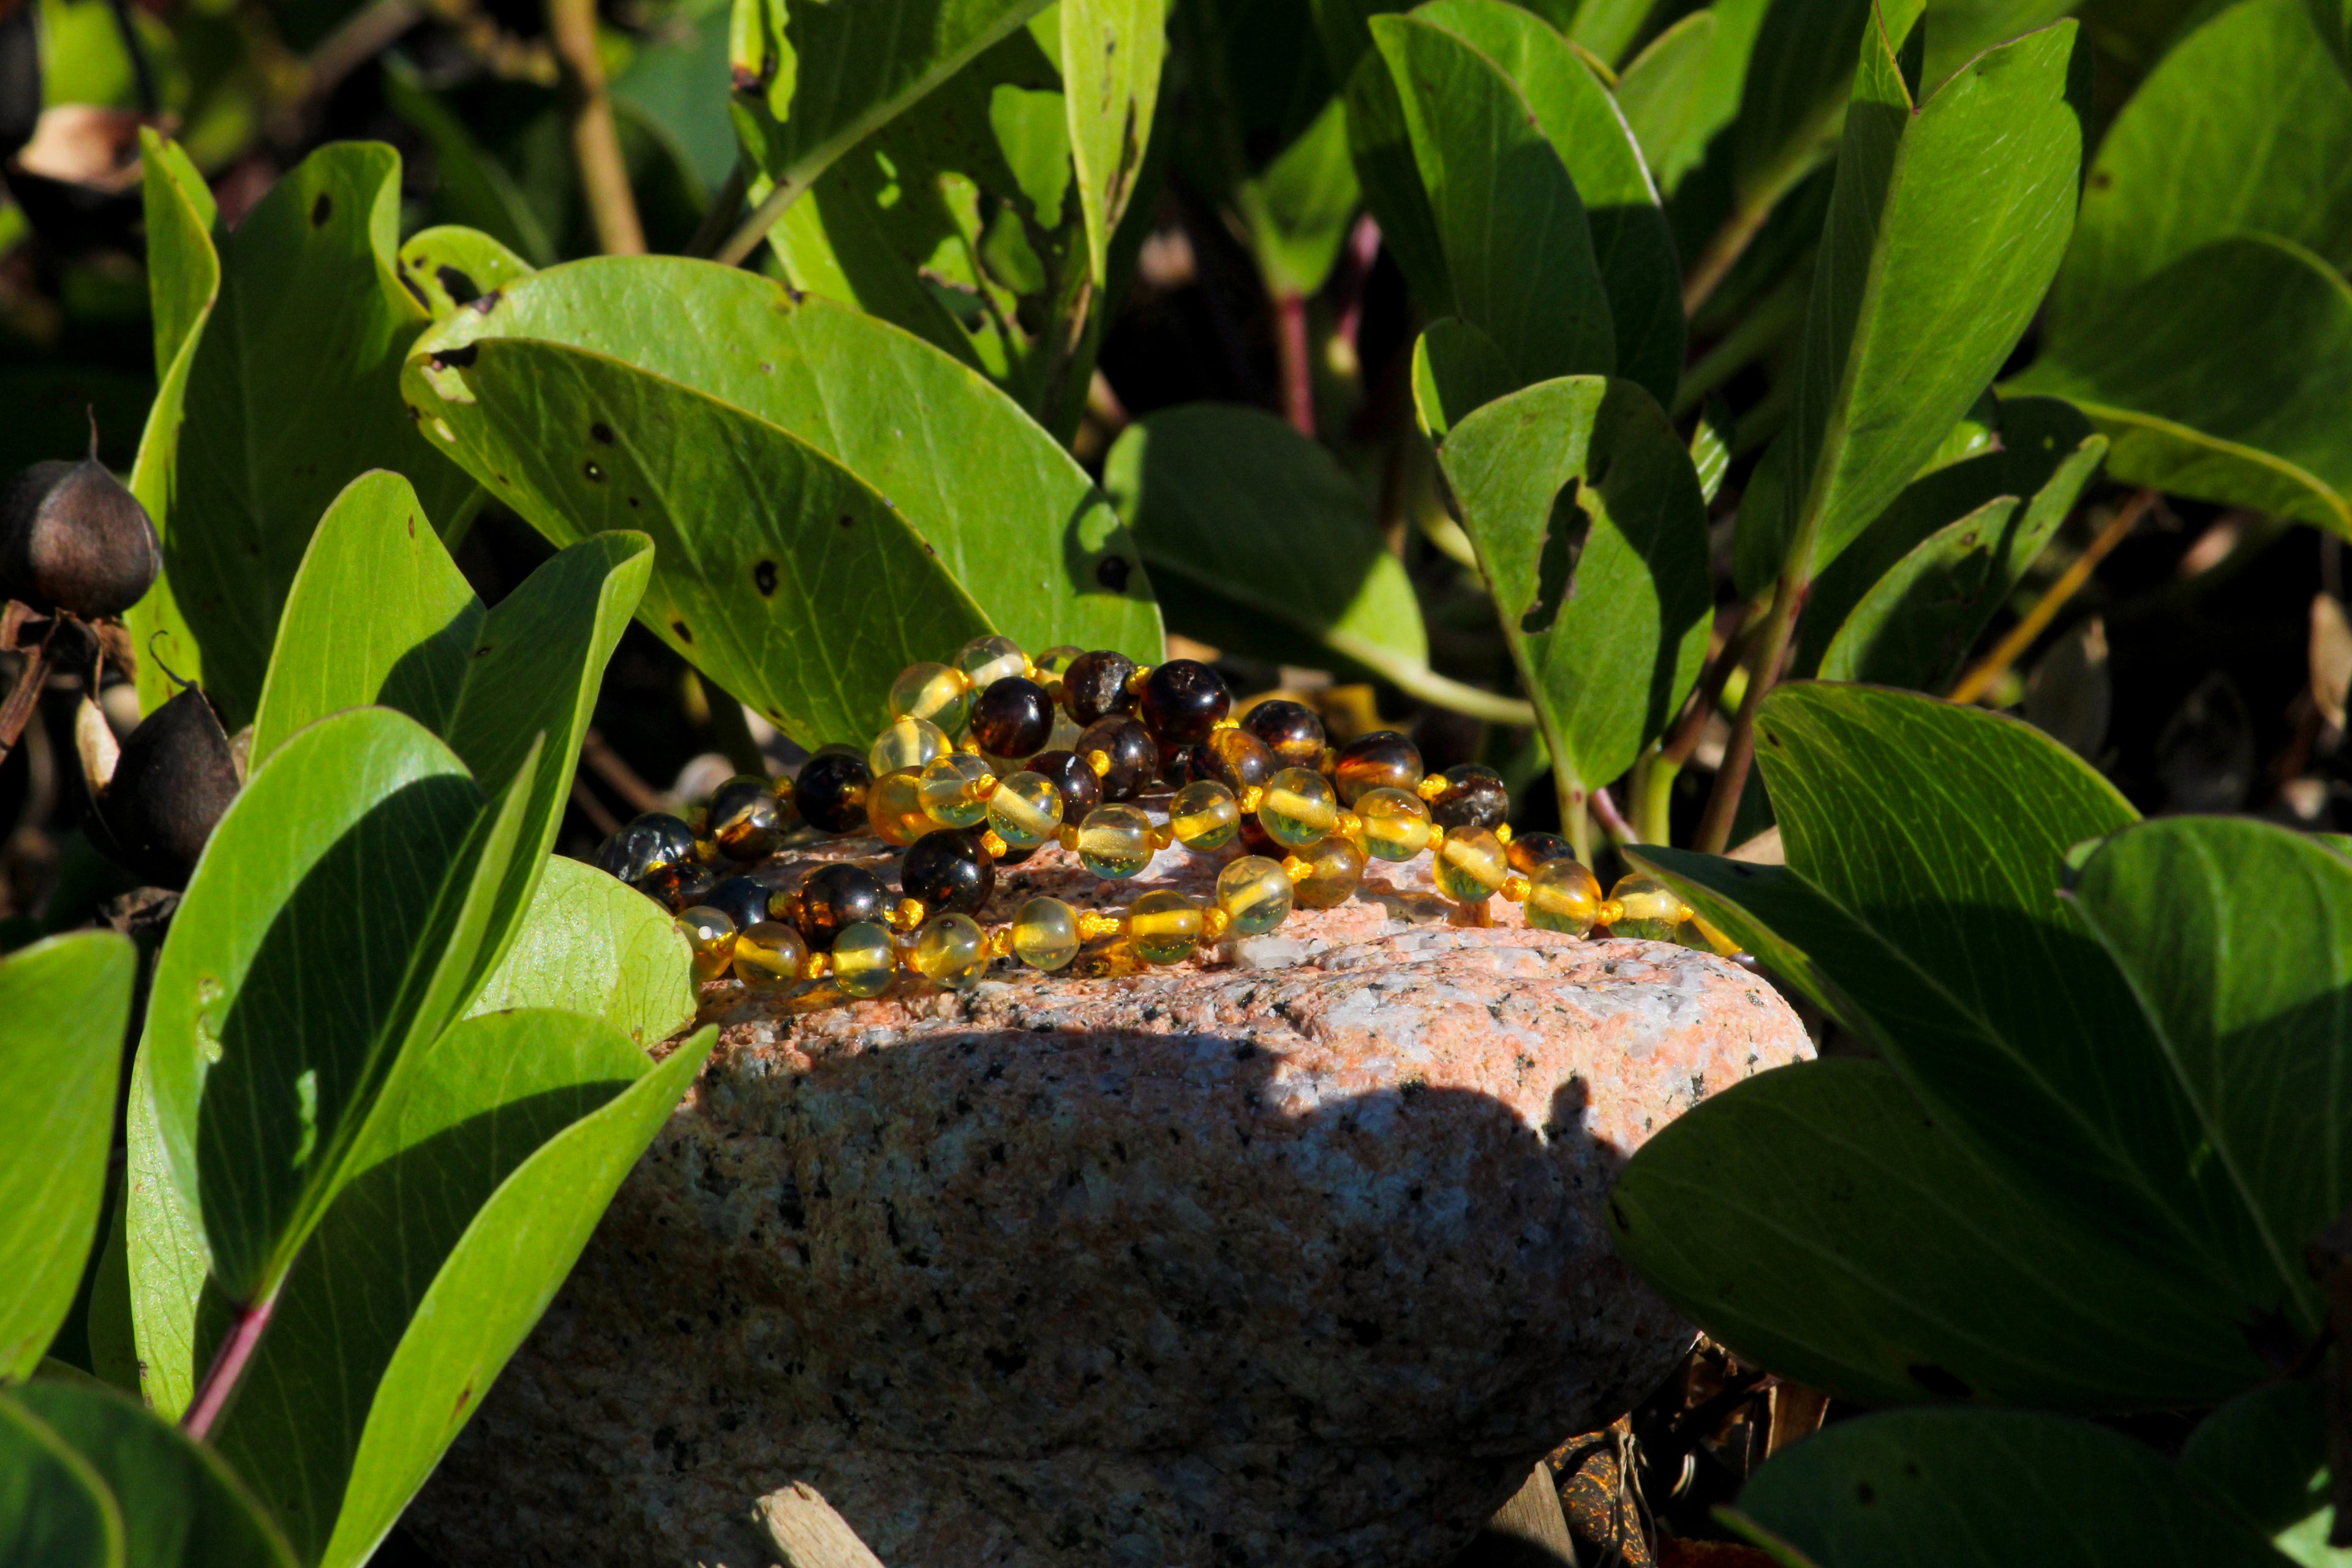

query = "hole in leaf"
[[673, 620, 693, 643], [584, 461, 605, 483], [311, 192, 333, 226], [1096, 555, 1131, 592], [592, 421, 616, 445], [436, 265, 480, 305], [755, 559, 778, 596]]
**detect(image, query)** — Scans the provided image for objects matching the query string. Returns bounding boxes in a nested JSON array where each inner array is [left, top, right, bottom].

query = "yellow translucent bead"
[[1012, 895, 1082, 970], [830, 921, 899, 997], [1292, 834, 1365, 908], [919, 752, 994, 828], [987, 770, 1065, 850], [1259, 766, 1340, 848], [1354, 786, 1433, 862], [1526, 858, 1604, 935], [1170, 779, 1240, 851], [913, 912, 990, 990], [1434, 825, 1510, 904], [1033, 645, 1084, 677], [732, 919, 810, 987], [1216, 854, 1294, 935], [1077, 803, 1156, 879], [954, 633, 1028, 691], [889, 660, 972, 735], [1128, 889, 1204, 965], [870, 714, 951, 776], [1609, 875, 1686, 941], [1685, 911, 1741, 956], [678, 906, 736, 981], [867, 768, 930, 847]]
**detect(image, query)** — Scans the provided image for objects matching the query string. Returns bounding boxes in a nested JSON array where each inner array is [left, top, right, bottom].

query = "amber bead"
[[1140, 658, 1231, 745], [1433, 826, 1510, 905], [987, 770, 1065, 850], [678, 905, 737, 981], [1237, 810, 1283, 859], [1061, 649, 1139, 724], [1243, 699, 1326, 769], [830, 921, 898, 997], [1354, 786, 1433, 862], [705, 875, 772, 933], [597, 812, 696, 883], [903, 827, 995, 917], [1291, 834, 1365, 908], [889, 660, 973, 736], [792, 747, 872, 835], [1077, 803, 1156, 879], [1027, 748, 1103, 823], [1128, 890, 1204, 965], [635, 859, 714, 911], [956, 634, 1030, 692], [971, 676, 1055, 760], [1526, 858, 1604, 935], [1609, 875, 1686, 941], [1156, 734, 1195, 788], [1428, 763, 1509, 832], [732, 919, 809, 987], [1216, 855, 1294, 935], [1033, 645, 1084, 678], [797, 863, 892, 948], [1012, 895, 1082, 970], [867, 769, 930, 847], [1195, 726, 1274, 794], [1332, 729, 1423, 807], [1076, 717, 1155, 803], [707, 774, 789, 861], [1260, 766, 1340, 848], [913, 913, 990, 990], [1505, 831, 1577, 875], [918, 752, 995, 829], [870, 714, 951, 776], [1170, 780, 1240, 851]]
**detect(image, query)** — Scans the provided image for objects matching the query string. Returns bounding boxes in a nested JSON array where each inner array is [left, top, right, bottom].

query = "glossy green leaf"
[[1609, 1058, 2266, 1411], [1365, 10, 1616, 385], [1241, 97, 1362, 298], [0, 933, 135, 1381], [13, 1380, 296, 1568], [1061, 0, 1169, 284], [393, 227, 537, 321], [126, 141, 474, 729], [1616, 1, 1768, 197], [1104, 404, 1428, 677], [404, 255, 1158, 743], [1411, 0, 1683, 406], [1411, 317, 1519, 440], [1734, 1408, 2297, 1567], [124, 1044, 216, 1422], [1760, 9, 2089, 586], [216, 1014, 714, 1568], [0, 1393, 121, 1568], [466, 856, 696, 1050], [1726, 0, 1894, 217], [382, 63, 555, 267], [2070, 816, 2352, 1333], [1438, 376, 1712, 801], [1567, 0, 1657, 64], [2182, 1382, 2332, 1540], [2317, 0, 2352, 74], [1344, 45, 1448, 327], [83, 1194, 137, 1398]]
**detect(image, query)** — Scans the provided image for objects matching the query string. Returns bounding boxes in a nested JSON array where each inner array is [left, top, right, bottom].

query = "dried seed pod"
[[89, 686, 240, 888], [0, 453, 161, 619]]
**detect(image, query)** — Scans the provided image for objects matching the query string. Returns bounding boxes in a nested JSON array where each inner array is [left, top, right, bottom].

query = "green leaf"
[[124, 1043, 217, 1421], [1104, 403, 1428, 676], [1061, 0, 1169, 284], [1344, 45, 1449, 326], [1760, 8, 2090, 586], [1726, 0, 1899, 219], [1733, 1408, 2298, 1567], [1437, 376, 1713, 801], [1566, 0, 1659, 65], [1411, 317, 1519, 440], [1609, 1058, 2266, 1411], [0, 1393, 122, 1568], [393, 227, 537, 322], [2069, 816, 2352, 1333], [404, 255, 1158, 744], [1239, 97, 1363, 298], [1616, 1, 1769, 197], [126, 141, 475, 729], [215, 1014, 715, 1568], [466, 856, 696, 1050], [1363, 10, 1616, 385], [13, 1380, 297, 1568], [2181, 1383, 2332, 1539], [0, 933, 135, 1382], [1408, 0, 1684, 406]]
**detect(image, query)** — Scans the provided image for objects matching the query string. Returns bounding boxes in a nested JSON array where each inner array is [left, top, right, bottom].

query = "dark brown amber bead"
[[1237, 809, 1283, 858], [1158, 735, 1195, 786], [970, 676, 1055, 759], [636, 858, 716, 911], [598, 812, 697, 883], [791, 747, 873, 834], [708, 774, 789, 861], [1332, 729, 1423, 806], [1061, 650, 1139, 725], [1243, 699, 1326, 769], [796, 863, 892, 949], [1506, 831, 1577, 875], [997, 841, 1041, 867], [1196, 726, 1274, 794], [1076, 717, 1155, 802], [1139, 658, 1231, 745], [1428, 763, 1509, 832], [903, 826, 996, 917], [1028, 748, 1103, 823], [704, 875, 774, 932]]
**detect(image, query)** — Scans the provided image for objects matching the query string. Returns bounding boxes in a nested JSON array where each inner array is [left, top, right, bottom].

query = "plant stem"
[[548, 0, 645, 257], [1589, 783, 1635, 846], [1681, 197, 1773, 317], [1275, 290, 1315, 437], [182, 1294, 276, 1441], [685, 156, 750, 259], [1694, 569, 1802, 854], [1319, 628, 1537, 726], [1945, 489, 2156, 705], [1631, 750, 1678, 846], [715, 178, 800, 269]]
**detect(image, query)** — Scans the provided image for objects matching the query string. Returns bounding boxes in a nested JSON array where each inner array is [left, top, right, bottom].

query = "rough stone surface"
[[409, 826, 1811, 1568]]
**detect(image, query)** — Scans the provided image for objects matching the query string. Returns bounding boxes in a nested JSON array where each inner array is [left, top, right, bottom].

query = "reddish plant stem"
[[1330, 213, 1384, 358], [1694, 573, 1804, 855], [183, 1293, 277, 1441], [1275, 290, 1315, 437], [1589, 783, 1636, 846]]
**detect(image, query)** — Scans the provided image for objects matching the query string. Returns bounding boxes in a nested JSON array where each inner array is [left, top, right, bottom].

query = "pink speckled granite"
[[407, 828, 1810, 1568]]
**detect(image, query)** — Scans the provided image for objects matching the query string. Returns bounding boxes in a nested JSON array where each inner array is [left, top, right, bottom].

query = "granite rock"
[[408, 831, 1811, 1568]]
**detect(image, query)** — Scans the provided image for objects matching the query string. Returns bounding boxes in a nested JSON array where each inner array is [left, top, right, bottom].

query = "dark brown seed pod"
[[970, 676, 1055, 760], [1332, 729, 1423, 806], [87, 685, 240, 889], [1505, 831, 1577, 875], [902, 827, 995, 917], [791, 747, 872, 834], [1428, 763, 1509, 832], [796, 862, 892, 949], [1060, 650, 1139, 725], [597, 812, 697, 884], [708, 774, 789, 861], [1027, 748, 1102, 824], [1076, 717, 1156, 802], [0, 453, 162, 619], [1139, 658, 1230, 745], [1243, 699, 1325, 769]]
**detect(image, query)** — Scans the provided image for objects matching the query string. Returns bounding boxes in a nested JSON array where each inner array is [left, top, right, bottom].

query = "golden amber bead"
[[954, 634, 1028, 692], [1216, 855, 1294, 935], [1077, 803, 1156, 879], [1291, 834, 1365, 908], [1354, 786, 1431, 862], [1686, 911, 1741, 956], [919, 752, 995, 828], [1434, 825, 1509, 905], [1332, 729, 1423, 807], [1259, 766, 1339, 848], [913, 913, 990, 990], [830, 921, 899, 997], [1608, 875, 1687, 941], [870, 714, 951, 776], [867, 768, 930, 847], [1128, 890, 1204, 965], [1526, 858, 1604, 935], [731, 919, 809, 987], [889, 660, 973, 735], [1170, 780, 1240, 850], [678, 906, 736, 981], [1012, 895, 1082, 970]]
